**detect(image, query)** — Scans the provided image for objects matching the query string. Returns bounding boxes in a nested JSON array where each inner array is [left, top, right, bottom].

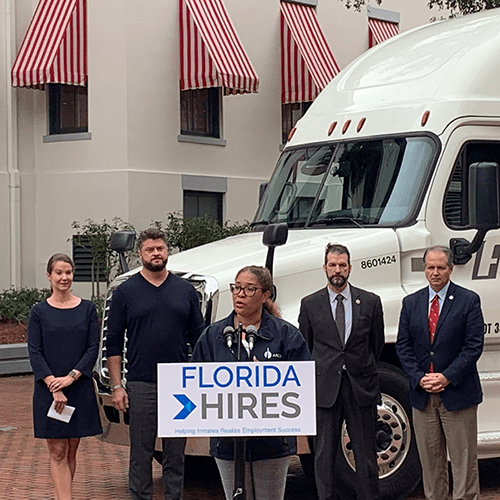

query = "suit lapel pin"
[[449, 295, 454, 300], [355, 299, 361, 304]]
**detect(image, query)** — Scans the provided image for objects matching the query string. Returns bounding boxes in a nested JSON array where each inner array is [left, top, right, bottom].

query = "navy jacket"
[[396, 281, 484, 411], [191, 309, 311, 462]]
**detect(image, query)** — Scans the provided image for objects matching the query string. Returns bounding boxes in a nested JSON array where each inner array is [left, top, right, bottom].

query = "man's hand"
[[112, 387, 129, 412], [420, 372, 450, 393]]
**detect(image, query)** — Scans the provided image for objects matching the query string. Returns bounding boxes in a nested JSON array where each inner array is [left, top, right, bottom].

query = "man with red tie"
[[396, 245, 484, 500]]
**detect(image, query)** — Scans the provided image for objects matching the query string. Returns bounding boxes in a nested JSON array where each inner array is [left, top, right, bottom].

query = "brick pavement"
[[0, 375, 224, 500], [1, 374, 499, 500]]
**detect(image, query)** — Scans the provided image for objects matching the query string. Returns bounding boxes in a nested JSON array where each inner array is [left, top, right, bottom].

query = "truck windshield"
[[254, 136, 436, 228]]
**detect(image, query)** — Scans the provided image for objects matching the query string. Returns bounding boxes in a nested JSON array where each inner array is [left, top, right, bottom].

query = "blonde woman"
[[28, 253, 102, 500]]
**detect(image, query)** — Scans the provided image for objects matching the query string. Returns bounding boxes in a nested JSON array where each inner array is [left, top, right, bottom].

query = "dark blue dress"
[[28, 300, 102, 439]]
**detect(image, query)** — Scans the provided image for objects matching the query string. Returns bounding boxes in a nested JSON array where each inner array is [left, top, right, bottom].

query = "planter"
[[0, 320, 31, 375], [0, 343, 31, 375]]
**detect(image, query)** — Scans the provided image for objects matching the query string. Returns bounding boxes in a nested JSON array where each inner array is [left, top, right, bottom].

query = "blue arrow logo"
[[173, 394, 197, 420]]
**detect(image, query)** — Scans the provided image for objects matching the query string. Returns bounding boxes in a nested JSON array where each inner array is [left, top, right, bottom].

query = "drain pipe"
[[5, 0, 21, 287]]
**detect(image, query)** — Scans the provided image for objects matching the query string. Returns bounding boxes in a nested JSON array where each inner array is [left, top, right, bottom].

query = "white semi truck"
[[95, 9, 500, 500]]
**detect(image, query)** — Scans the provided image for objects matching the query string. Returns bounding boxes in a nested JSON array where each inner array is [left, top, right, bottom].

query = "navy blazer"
[[396, 281, 484, 411], [299, 284, 385, 408]]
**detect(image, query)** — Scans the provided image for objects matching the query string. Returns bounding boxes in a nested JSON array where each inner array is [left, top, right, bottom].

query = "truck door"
[[426, 124, 500, 438]]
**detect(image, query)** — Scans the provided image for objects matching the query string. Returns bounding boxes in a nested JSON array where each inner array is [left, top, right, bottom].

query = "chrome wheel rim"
[[341, 393, 411, 479]]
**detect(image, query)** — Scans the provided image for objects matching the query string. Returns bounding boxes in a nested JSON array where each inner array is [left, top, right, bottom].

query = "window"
[[255, 136, 437, 228], [72, 236, 105, 283], [444, 141, 500, 229], [180, 88, 221, 138], [184, 190, 223, 224], [48, 84, 88, 135], [282, 102, 312, 144]]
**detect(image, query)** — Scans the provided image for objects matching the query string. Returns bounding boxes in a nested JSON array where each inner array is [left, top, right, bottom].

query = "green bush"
[[156, 212, 250, 252], [0, 287, 51, 323]]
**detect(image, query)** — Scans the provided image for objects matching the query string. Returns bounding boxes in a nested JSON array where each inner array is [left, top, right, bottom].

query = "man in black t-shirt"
[[107, 228, 204, 500]]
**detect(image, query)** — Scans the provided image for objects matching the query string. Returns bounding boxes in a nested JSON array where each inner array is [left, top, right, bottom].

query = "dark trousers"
[[127, 381, 187, 500], [314, 374, 380, 500]]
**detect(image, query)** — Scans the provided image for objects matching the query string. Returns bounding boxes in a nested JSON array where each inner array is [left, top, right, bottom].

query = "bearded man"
[[299, 243, 385, 500], [106, 228, 204, 500]]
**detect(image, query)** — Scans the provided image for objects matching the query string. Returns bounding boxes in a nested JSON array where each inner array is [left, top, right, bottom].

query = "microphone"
[[223, 326, 235, 349], [246, 325, 257, 353]]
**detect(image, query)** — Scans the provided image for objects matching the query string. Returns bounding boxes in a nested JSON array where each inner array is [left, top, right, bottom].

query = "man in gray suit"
[[299, 243, 384, 500]]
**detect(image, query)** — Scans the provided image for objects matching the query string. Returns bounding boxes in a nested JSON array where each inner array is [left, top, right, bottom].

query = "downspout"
[[5, 0, 21, 287]]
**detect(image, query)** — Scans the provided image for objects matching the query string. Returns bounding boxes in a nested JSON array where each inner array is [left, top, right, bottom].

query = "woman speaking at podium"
[[191, 265, 311, 500]]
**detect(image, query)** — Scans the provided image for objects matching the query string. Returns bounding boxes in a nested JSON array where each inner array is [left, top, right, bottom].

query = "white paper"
[[47, 401, 75, 423]]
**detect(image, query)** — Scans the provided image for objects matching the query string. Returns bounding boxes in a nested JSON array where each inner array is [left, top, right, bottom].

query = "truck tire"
[[336, 363, 421, 500]]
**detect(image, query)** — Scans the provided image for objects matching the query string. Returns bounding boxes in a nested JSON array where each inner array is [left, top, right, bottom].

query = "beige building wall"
[[1, 0, 448, 293]]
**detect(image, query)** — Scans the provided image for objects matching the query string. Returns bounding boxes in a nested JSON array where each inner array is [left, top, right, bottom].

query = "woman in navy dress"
[[28, 253, 102, 500]]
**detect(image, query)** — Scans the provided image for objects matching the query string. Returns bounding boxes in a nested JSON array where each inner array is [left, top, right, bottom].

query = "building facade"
[[1, 0, 447, 293]]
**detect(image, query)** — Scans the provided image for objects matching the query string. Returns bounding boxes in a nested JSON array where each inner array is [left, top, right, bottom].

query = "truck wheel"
[[336, 363, 421, 500]]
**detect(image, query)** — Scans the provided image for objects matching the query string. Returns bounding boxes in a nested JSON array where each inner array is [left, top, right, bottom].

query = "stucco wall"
[[2, 0, 449, 291]]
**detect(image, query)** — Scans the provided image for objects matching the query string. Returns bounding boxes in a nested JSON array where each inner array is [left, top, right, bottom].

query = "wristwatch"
[[69, 370, 77, 379], [111, 384, 123, 392]]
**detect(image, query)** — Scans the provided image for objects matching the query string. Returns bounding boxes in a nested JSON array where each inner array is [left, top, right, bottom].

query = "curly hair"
[[235, 265, 281, 318]]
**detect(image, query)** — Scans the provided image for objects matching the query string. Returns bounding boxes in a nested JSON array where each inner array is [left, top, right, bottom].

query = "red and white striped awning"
[[12, 0, 86, 88], [179, 0, 259, 95], [280, 1, 340, 104], [368, 18, 399, 47]]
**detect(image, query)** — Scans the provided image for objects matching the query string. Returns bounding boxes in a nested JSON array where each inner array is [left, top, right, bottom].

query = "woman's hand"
[[48, 375, 74, 393], [52, 390, 68, 414]]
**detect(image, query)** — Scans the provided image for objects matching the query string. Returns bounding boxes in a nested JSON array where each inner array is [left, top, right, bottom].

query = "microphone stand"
[[232, 322, 247, 499]]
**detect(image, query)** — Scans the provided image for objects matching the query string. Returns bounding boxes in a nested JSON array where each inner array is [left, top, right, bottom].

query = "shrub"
[[0, 287, 51, 323], [71, 217, 135, 312], [156, 212, 250, 252]]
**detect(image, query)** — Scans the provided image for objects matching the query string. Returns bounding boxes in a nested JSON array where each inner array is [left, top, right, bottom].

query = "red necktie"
[[428, 295, 439, 372]]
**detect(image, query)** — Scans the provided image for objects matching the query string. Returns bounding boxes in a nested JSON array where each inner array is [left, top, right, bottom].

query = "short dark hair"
[[324, 243, 350, 265], [423, 245, 453, 268], [46, 253, 75, 274], [137, 228, 168, 250]]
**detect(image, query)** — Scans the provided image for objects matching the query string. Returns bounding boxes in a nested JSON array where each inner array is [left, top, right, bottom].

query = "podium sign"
[[158, 361, 316, 438]]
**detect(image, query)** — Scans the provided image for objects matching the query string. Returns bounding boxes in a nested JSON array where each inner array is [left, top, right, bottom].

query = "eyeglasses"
[[230, 284, 263, 297]]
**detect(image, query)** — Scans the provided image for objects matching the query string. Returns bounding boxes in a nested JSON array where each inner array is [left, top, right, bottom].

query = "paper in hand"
[[47, 401, 75, 423]]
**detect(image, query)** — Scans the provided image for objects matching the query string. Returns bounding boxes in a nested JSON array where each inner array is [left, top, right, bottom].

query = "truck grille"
[[96, 270, 219, 391]]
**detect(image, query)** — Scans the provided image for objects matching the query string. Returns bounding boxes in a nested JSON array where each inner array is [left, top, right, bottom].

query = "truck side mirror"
[[110, 230, 136, 273], [263, 223, 288, 248], [262, 223, 288, 301], [469, 162, 500, 229], [450, 162, 500, 265]]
